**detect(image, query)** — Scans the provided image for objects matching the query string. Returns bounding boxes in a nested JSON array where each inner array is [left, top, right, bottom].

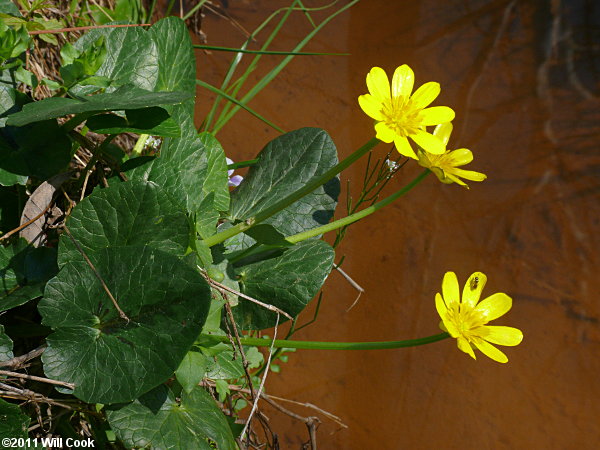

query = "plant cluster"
[[0, 1, 522, 448]]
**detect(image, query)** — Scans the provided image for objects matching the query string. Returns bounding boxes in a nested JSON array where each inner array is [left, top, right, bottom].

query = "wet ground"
[[197, 0, 600, 448]]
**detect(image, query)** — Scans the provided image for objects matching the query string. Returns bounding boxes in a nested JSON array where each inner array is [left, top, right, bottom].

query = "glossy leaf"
[[234, 240, 335, 329], [58, 180, 190, 267], [85, 107, 180, 137], [5, 85, 191, 127], [106, 385, 236, 449], [128, 118, 229, 216], [39, 246, 211, 404], [229, 127, 339, 249]]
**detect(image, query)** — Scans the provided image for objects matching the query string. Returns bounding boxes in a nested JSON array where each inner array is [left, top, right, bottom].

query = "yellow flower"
[[358, 64, 455, 159], [417, 123, 487, 188], [435, 271, 523, 363]]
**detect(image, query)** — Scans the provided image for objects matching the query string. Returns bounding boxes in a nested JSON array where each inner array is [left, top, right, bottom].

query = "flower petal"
[[420, 106, 455, 126], [411, 81, 440, 109], [446, 148, 473, 166], [441, 271, 460, 309], [450, 167, 487, 182], [374, 122, 395, 143], [472, 338, 508, 363], [411, 130, 445, 154], [366, 67, 390, 103], [480, 325, 523, 346], [228, 175, 244, 187], [358, 94, 384, 121], [457, 337, 476, 359], [394, 136, 417, 159], [474, 293, 512, 322], [462, 272, 487, 309], [433, 122, 453, 146], [391, 64, 414, 99], [444, 172, 469, 187]]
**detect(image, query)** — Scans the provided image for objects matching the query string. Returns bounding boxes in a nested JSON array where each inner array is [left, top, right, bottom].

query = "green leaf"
[[205, 350, 244, 380], [128, 119, 229, 216], [0, 324, 13, 360], [147, 17, 196, 120], [1, 86, 71, 183], [0, 240, 58, 312], [0, 0, 22, 16], [234, 240, 334, 329], [57, 180, 190, 267], [73, 21, 159, 91], [243, 224, 293, 247], [176, 350, 208, 394], [5, 85, 191, 127], [0, 399, 29, 440], [39, 246, 211, 404], [85, 107, 181, 137], [106, 385, 236, 449], [229, 128, 339, 249]]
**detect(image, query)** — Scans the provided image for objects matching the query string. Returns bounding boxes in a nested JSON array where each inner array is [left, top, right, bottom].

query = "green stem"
[[227, 158, 258, 170], [203, 137, 379, 247], [287, 169, 430, 244], [204, 332, 450, 350]]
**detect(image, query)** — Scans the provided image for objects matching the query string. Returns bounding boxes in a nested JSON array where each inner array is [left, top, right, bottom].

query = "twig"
[[28, 24, 151, 35], [63, 225, 130, 322], [0, 384, 73, 410], [0, 345, 46, 369], [207, 277, 293, 321], [241, 313, 280, 443], [0, 370, 74, 390], [0, 201, 53, 242]]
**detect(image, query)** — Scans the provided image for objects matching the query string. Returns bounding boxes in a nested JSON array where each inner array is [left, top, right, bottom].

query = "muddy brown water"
[[196, 0, 600, 448]]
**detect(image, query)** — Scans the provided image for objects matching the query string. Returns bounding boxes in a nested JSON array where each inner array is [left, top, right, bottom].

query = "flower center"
[[446, 305, 487, 342], [380, 96, 422, 137]]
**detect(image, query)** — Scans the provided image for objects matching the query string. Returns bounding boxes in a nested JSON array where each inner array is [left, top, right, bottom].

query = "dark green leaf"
[[0, 184, 25, 233], [39, 246, 211, 404], [229, 128, 339, 249], [0, 324, 13, 360], [85, 107, 181, 137], [205, 350, 244, 380], [234, 240, 334, 329], [5, 85, 191, 127], [244, 224, 293, 247], [58, 180, 190, 267], [0, 399, 29, 440], [0, 240, 57, 312], [1, 86, 71, 183], [106, 385, 236, 449]]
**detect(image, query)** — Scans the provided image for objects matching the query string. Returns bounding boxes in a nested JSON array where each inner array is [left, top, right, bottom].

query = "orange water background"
[[196, 0, 600, 448]]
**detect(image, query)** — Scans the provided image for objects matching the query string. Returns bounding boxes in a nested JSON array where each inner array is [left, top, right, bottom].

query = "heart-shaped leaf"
[[39, 246, 211, 404], [58, 180, 190, 266], [229, 127, 339, 249], [106, 385, 236, 449], [234, 240, 334, 329]]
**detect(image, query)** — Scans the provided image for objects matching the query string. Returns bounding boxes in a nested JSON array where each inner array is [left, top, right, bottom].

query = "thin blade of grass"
[[193, 44, 348, 56], [213, 0, 360, 134], [197, 79, 284, 133], [182, 0, 208, 21]]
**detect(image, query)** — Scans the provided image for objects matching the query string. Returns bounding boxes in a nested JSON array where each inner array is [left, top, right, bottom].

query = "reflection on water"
[[199, 0, 600, 447]]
